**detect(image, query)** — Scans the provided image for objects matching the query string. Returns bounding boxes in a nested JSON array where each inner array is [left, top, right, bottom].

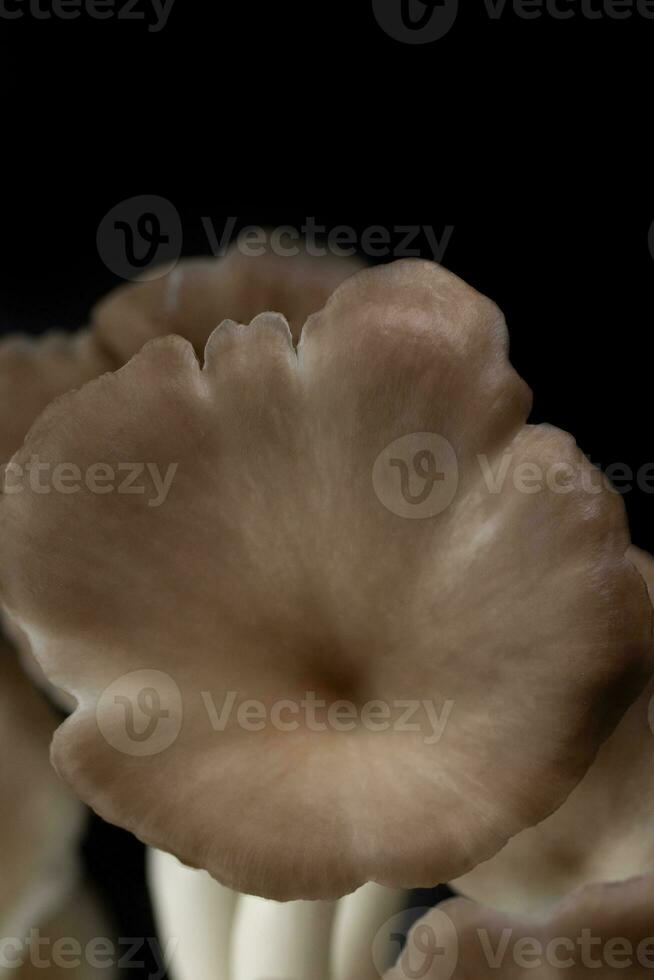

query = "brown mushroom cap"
[[0, 246, 364, 466], [0, 259, 650, 901]]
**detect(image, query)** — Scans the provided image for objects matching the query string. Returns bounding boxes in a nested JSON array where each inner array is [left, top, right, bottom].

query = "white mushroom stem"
[[331, 883, 408, 980], [146, 849, 238, 980], [148, 848, 408, 980], [230, 895, 335, 980]]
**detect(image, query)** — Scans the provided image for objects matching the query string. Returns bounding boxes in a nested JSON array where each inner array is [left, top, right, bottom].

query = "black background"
[[0, 0, 651, 976]]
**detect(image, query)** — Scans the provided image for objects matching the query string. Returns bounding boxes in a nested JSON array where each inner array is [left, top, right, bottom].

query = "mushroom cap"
[[0, 245, 364, 466], [0, 247, 363, 707], [92, 245, 366, 360], [0, 640, 84, 941], [386, 875, 654, 979], [0, 259, 650, 901], [453, 545, 654, 914]]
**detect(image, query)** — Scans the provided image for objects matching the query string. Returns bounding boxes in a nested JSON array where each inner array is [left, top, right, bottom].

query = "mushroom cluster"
[[0, 245, 651, 979]]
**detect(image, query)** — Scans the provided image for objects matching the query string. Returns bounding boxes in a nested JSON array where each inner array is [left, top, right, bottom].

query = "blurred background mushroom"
[[0, 639, 115, 980], [13, 884, 118, 980], [386, 875, 654, 979]]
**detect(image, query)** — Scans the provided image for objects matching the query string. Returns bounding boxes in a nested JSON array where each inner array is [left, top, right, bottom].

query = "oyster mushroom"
[[386, 875, 654, 979], [0, 259, 650, 901], [454, 545, 654, 914]]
